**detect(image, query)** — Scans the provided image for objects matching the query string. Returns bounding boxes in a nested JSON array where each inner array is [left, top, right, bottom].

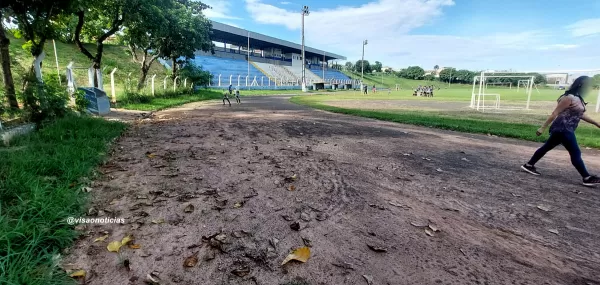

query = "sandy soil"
[[66, 96, 600, 285]]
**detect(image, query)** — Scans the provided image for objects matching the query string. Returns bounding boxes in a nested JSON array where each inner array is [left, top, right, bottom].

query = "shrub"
[[19, 73, 69, 127], [179, 63, 211, 88], [74, 89, 90, 113]]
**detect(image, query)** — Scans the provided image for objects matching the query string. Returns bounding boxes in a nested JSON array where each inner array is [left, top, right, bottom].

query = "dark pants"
[[223, 97, 231, 105], [528, 131, 590, 178]]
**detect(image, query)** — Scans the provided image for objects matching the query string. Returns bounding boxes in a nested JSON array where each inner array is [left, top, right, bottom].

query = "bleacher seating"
[[253, 62, 299, 85], [192, 55, 264, 86], [309, 66, 351, 82], [284, 66, 322, 83]]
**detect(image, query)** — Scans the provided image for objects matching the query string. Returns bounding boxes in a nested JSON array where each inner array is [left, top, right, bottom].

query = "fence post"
[[184, 78, 187, 88], [218, 74, 222, 87], [229, 75, 232, 86], [151, 74, 157, 96], [164, 76, 168, 90], [245, 75, 249, 87], [261, 76, 264, 86], [237, 75, 240, 87], [173, 76, 179, 91], [110, 68, 117, 104]]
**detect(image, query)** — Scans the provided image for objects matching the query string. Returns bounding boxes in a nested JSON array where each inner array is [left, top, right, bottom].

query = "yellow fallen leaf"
[[121, 235, 133, 246], [107, 241, 122, 252], [234, 202, 243, 208], [129, 244, 141, 249], [281, 246, 311, 265], [152, 218, 165, 224], [69, 269, 86, 278], [147, 153, 156, 158], [94, 234, 109, 242]]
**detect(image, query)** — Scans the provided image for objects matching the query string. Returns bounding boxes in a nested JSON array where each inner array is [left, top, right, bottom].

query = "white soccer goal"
[[470, 71, 535, 112]]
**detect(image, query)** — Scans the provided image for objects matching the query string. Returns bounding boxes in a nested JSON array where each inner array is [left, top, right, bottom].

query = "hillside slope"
[[4, 36, 167, 91]]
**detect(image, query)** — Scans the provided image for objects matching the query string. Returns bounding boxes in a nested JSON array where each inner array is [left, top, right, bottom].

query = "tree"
[[354, 60, 371, 74], [0, 8, 18, 109], [344, 61, 353, 71], [123, 0, 170, 90], [404, 66, 425, 80], [156, 1, 213, 79], [71, 0, 154, 87], [439, 67, 457, 83], [179, 63, 210, 88], [592, 74, 600, 89], [373, 61, 382, 73], [7, 0, 72, 83]]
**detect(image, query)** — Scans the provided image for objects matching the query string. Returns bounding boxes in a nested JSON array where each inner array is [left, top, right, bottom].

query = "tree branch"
[[129, 45, 139, 63], [74, 10, 95, 61]]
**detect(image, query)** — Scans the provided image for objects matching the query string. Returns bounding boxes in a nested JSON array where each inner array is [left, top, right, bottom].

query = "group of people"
[[223, 84, 241, 106], [413, 85, 437, 97], [362, 85, 378, 95]]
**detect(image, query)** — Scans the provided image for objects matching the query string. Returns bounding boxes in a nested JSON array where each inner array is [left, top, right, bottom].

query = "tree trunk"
[[137, 67, 148, 91], [171, 57, 178, 80], [0, 25, 18, 109]]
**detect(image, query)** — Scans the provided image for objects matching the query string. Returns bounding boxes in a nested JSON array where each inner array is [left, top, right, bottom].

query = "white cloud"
[[244, 0, 600, 70], [203, 0, 242, 20], [566, 18, 600, 37], [280, 1, 293, 5]]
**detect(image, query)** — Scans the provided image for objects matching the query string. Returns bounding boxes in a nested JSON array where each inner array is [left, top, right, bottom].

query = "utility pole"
[[301, 6, 309, 92], [361, 40, 368, 92]]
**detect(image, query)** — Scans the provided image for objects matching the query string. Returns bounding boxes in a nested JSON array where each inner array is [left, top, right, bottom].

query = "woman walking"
[[521, 76, 600, 186]]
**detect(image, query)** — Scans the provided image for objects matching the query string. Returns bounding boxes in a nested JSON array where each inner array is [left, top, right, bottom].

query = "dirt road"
[[67, 96, 600, 285]]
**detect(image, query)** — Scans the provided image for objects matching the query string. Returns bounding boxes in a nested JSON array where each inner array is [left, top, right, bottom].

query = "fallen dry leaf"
[[151, 218, 165, 224], [231, 267, 250, 277], [288, 185, 296, 191], [281, 246, 311, 265], [410, 221, 428, 228], [146, 153, 156, 158], [146, 273, 160, 285], [428, 224, 440, 232], [69, 269, 86, 278], [363, 274, 374, 285], [425, 229, 434, 237], [107, 241, 122, 252], [537, 205, 551, 212], [548, 229, 559, 235], [184, 204, 195, 213], [233, 201, 244, 208], [183, 252, 199, 267], [81, 187, 92, 193], [129, 244, 141, 249], [121, 235, 133, 246], [94, 234, 109, 242], [367, 244, 388, 253]]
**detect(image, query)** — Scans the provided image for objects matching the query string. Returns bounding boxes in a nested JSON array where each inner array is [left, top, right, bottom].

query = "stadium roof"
[[210, 21, 346, 61]]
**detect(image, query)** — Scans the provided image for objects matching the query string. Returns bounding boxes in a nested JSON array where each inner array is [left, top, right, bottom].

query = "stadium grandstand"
[[193, 21, 357, 90]]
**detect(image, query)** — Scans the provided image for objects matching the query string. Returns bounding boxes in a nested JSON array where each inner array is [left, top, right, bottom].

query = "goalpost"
[[470, 71, 534, 112], [485, 82, 512, 89]]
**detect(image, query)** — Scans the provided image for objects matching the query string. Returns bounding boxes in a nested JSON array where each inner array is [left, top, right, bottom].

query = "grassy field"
[[0, 116, 127, 285], [291, 87, 600, 148], [341, 70, 473, 89]]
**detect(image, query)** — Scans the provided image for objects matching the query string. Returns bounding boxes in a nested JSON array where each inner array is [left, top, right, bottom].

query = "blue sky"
[[202, 0, 600, 71]]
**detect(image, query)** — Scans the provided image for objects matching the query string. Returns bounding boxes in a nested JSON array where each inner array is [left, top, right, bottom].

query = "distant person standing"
[[222, 91, 232, 107], [234, 87, 241, 104], [372, 85, 376, 93], [363, 85, 368, 95], [521, 76, 600, 186]]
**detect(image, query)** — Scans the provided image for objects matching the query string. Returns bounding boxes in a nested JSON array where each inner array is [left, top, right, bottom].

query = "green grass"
[[117, 89, 223, 111], [0, 115, 127, 285], [291, 95, 600, 149], [341, 70, 472, 89], [207, 88, 344, 96]]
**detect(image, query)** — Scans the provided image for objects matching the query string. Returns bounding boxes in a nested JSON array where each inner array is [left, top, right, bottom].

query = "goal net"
[[470, 72, 535, 111]]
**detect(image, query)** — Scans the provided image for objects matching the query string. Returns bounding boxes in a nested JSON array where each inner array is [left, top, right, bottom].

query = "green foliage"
[[400, 66, 425, 80], [593, 74, 600, 88], [344, 61, 353, 71], [438, 67, 457, 83], [179, 63, 211, 88], [354, 60, 371, 73], [74, 89, 89, 113], [20, 74, 69, 127], [0, 115, 126, 285], [373, 61, 383, 73], [423, 74, 435, 81]]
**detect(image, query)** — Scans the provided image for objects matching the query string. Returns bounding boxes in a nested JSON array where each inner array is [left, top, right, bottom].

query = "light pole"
[[301, 6, 309, 92], [361, 40, 368, 92]]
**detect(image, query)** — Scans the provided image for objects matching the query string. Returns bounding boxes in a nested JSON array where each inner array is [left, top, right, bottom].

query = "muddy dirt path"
[[67, 96, 600, 285]]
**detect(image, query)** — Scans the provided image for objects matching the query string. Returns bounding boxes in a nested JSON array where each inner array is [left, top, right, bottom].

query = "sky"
[[201, 0, 600, 71]]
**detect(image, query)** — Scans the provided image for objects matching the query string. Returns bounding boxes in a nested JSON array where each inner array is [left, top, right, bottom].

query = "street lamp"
[[361, 39, 368, 92], [301, 5, 309, 92]]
